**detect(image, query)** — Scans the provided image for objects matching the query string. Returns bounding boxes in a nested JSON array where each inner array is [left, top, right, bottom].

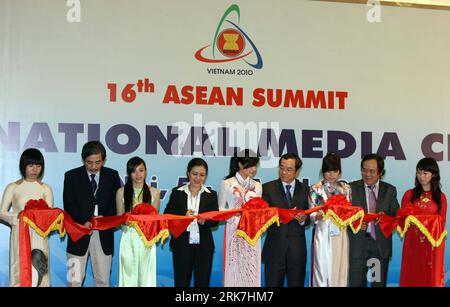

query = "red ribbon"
[[348, 203, 447, 246], [126, 204, 169, 245], [18, 199, 90, 287], [324, 195, 365, 229], [91, 204, 173, 243], [92, 212, 194, 239], [92, 198, 281, 245], [279, 195, 364, 231], [235, 198, 279, 244], [17, 196, 447, 287], [395, 206, 447, 246]]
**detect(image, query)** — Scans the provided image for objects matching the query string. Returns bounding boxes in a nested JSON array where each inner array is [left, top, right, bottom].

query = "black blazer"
[[63, 166, 121, 256], [262, 179, 310, 262], [164, 186, 218, 251], [348, 179, 400, 259]]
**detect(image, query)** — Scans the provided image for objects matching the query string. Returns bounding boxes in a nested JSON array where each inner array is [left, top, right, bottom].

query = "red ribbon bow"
[[19, 199, 90, 287]]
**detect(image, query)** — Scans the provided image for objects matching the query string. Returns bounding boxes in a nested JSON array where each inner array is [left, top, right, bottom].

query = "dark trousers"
[[264, 241, 306, 287], [349, 235, 390, 287], [172, 244, 213, 287]]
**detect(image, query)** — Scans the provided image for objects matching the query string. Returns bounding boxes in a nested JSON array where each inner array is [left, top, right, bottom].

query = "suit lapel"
[[96, 168, 106, 209], [180, 191, 188, 213], [376, 182, 387, 212], [356, 180, 368, 212], [276, 179, 289, 208], [80, 167, 94, 198], [291, 179, 302, 209], [79, 166, 96, 213], [199, 192, 207, 213]]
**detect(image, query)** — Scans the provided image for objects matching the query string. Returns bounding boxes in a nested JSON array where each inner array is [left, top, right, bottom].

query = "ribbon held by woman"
[[18, 199, 91, 287]]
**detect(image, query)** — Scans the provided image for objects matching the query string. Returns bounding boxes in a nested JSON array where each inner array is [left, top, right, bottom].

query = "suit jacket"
[[63, 166, 121, 256], [262, 179, 310, 262], [164, 186, 219, 251], [348, 179, 399, 259]]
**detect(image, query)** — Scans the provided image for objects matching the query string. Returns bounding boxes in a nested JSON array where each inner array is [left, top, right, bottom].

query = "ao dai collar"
[[235, 172, 252, 189]]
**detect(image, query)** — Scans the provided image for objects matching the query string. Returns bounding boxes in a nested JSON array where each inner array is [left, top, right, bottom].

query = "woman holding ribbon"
[[116, 156, 160, 287], [164, 158, 218, 287], [399, 157, 447, 287], [0, 148, 54, 287], [219, 149, 262, 287], [308, 152, 351, 287]]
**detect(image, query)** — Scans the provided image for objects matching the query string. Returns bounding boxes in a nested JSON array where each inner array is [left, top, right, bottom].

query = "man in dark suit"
[[64, 141, 121, 287], [348, 153, 399, 287], [262, 153, 310, 287]]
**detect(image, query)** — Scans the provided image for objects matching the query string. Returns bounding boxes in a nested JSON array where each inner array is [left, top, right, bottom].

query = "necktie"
[[285, 185, 293, 207], [368, 185, 377, 240], [90, 174, 97, 197]]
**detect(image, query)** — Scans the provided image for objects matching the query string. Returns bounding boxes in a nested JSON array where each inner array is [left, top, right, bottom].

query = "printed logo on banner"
[[194, 4, 263, 72]]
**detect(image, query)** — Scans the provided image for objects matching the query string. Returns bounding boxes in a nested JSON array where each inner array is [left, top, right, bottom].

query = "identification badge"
[[329, 222, 341, 237], [188, 220, 200, 244]]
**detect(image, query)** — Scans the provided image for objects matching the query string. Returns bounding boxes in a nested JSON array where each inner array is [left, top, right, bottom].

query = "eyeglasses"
[[279, 166, 295, 174], [361, 168, 378, 175]]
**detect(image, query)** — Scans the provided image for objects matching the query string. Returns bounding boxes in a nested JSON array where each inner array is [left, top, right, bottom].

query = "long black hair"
[[124, 157, 151, 212], [225, 149, 259, 179], [411, 157, 442, 212]]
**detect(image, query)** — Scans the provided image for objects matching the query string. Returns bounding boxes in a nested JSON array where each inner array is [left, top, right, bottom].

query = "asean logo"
[[195, 4, 263, 69]]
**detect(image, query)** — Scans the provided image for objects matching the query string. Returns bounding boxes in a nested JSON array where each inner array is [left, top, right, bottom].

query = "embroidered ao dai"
[[0, 180, 53, 287], [399, 190, 447, 287], [308, 180, 351, 287], [219, 173, 262, 287]]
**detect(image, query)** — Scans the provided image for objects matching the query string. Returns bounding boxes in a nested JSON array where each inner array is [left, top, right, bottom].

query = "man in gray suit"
[[348, 153, 399, 287]]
